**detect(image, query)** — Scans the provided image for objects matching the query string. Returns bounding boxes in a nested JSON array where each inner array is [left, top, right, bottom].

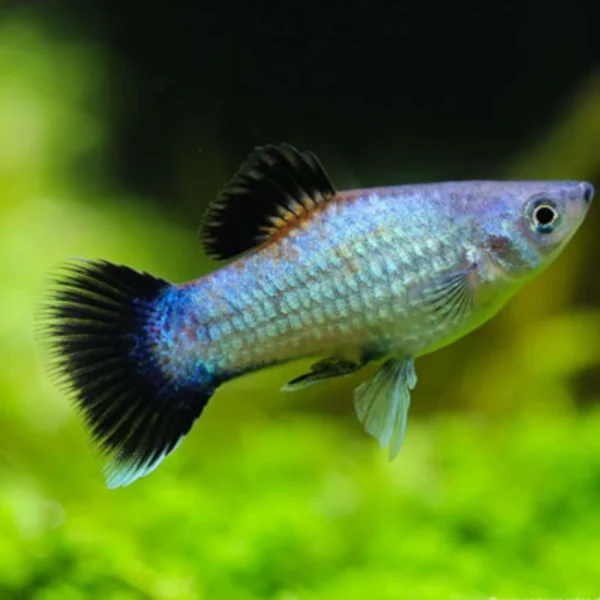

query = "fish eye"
[[529, 199, 560, 233]]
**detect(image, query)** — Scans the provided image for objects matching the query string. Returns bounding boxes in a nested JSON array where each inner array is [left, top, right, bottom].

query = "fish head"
[[476, 180, 594, 281]]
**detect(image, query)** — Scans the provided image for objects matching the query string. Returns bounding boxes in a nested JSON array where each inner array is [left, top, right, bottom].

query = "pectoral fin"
[[353, 356, 417, 459], [419, 264, 477, 323], [283, 357, 363, 391]]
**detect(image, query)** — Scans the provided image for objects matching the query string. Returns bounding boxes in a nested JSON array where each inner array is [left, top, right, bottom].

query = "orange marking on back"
[[252, 191, 358, 255]]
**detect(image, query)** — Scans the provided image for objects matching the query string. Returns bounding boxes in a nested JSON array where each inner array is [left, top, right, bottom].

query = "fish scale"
[[175, 190, 473, 373]]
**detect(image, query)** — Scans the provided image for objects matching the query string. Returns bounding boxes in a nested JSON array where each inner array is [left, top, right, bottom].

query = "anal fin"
[[353, 357, 417, 459]]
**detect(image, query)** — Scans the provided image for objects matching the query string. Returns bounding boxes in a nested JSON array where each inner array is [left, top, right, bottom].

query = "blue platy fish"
[[41, 144, 594, 487]]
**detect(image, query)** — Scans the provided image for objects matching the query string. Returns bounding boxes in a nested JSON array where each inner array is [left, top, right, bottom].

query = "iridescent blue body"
[[43, 143, 593, 487], [151, 181, 589, 381]]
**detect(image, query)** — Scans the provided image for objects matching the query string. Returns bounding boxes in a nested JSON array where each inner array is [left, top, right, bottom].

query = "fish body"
[[157, 180, 587, 374], [41, 144, 594, 487]]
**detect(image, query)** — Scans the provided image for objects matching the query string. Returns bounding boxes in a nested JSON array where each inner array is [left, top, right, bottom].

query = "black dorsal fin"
[[200, 143, 337, 260]]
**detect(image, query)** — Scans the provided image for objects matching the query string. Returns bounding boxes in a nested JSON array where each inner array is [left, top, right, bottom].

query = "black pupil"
[[535, 205, 556, 226]]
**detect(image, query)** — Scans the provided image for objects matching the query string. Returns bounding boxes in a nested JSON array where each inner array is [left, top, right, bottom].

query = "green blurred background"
[[2, 3, 600, 599]]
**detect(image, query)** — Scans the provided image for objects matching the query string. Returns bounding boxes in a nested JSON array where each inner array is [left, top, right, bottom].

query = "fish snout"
[[580, 182, 594, 205]]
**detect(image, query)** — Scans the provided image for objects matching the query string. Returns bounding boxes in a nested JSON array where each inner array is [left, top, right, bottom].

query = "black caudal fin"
[[40, 259, 218, 488]]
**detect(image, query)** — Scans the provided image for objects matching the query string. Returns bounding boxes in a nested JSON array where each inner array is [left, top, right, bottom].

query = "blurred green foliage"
[[2, 13, 600, 600]]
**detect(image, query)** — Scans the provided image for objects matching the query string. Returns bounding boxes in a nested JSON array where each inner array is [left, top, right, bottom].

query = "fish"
[[40, 143, 594, 488]]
